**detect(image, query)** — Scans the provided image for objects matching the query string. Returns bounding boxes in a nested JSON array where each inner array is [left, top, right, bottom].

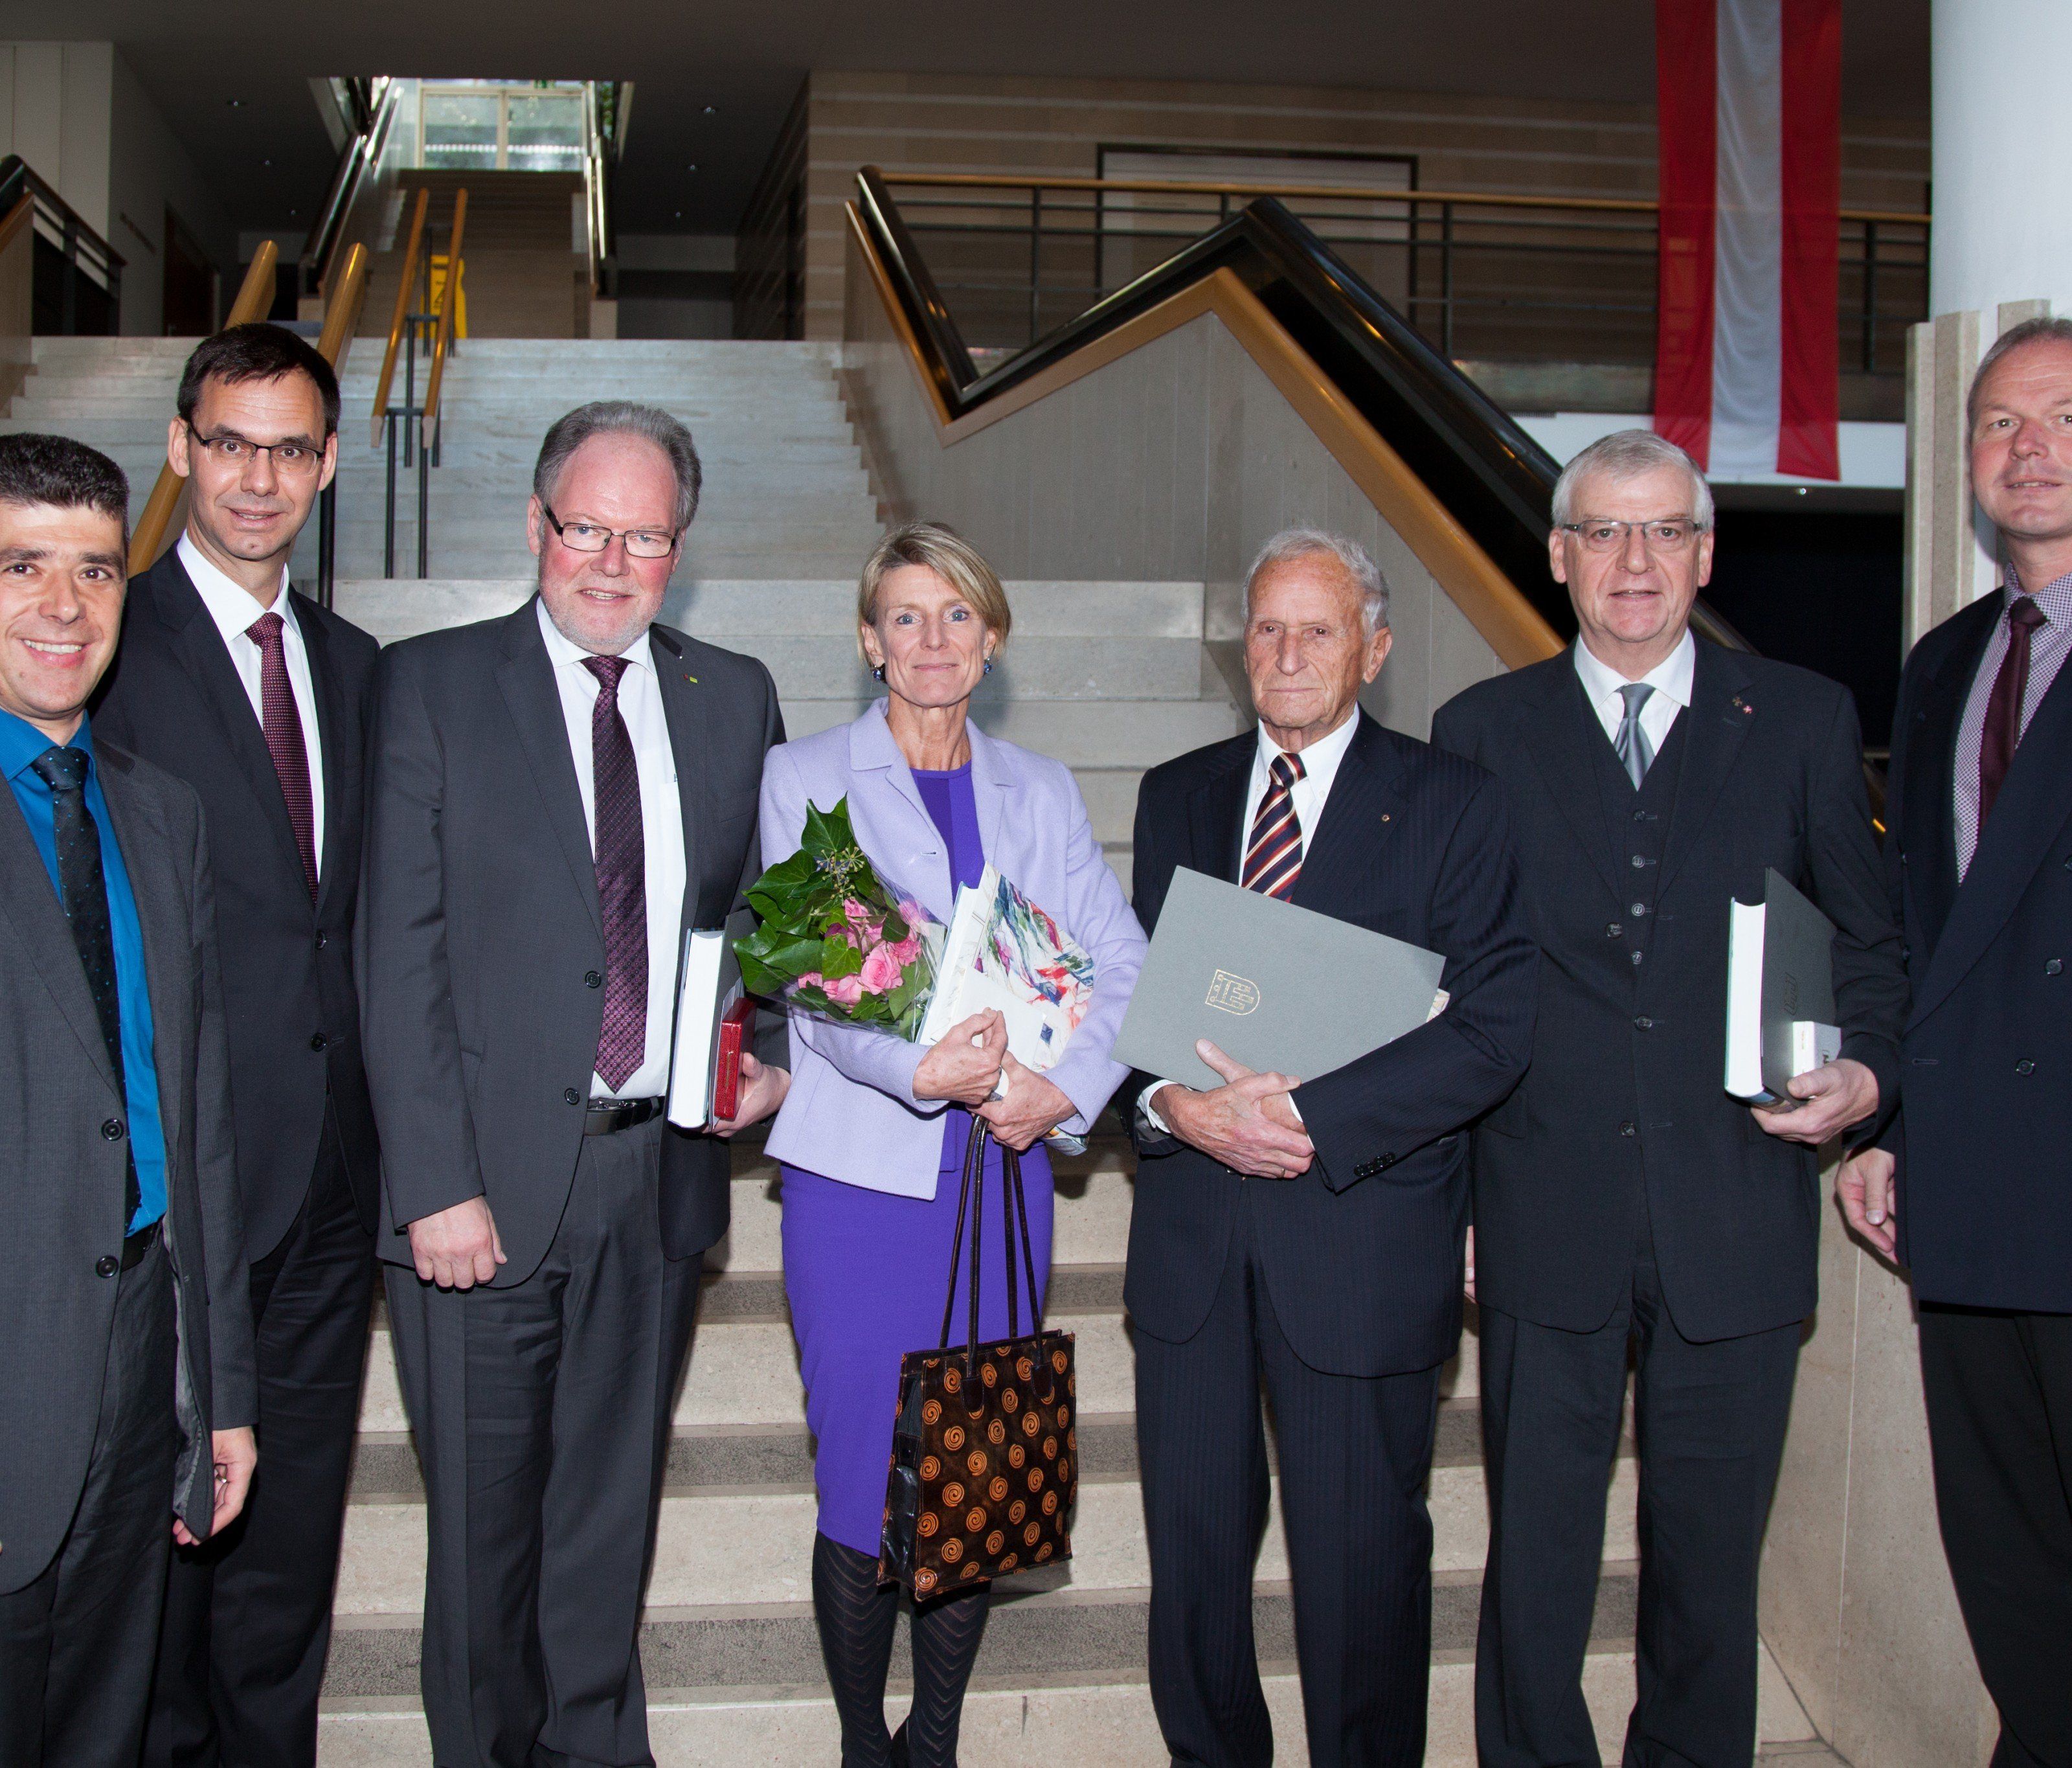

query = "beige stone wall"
[[840, 231, 1506, 738], [793, 70, 1928, 344], [1761, 1183, 1998, 1767]]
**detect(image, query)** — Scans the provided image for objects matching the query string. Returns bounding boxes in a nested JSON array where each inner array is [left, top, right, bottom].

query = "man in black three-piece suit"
[[1841, 319, 2072, 1768], [0, 434, 256, 1766], [92, 325, 382, 1768], [1127, 529, 1538, 1768], [1432, 430, 1909, 1768]]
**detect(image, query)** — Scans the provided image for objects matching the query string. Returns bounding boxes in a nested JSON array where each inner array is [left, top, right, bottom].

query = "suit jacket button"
[[585, 970, 603, 988], [1633, 1015, 1653, 1030], [310, 1032, 328, 1052], [1606, 924, 1623, 938], [2047, 960, 2063, 976], [1619, 1121, 1637, 1137], [314, 930, 329, 951], [2016, 1060, 2036, 1076], [95, 1255, 118, 1278], [101, 1118, 124, 1142], [564, 1087, 581, 1105]]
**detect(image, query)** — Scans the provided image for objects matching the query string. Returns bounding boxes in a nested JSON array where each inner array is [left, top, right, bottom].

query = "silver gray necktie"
[[1614, 682, 1656, 788]]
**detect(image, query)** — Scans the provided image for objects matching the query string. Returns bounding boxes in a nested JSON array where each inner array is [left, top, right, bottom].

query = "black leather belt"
[[121, 1218, 161, 1271], [583, 1097, 664, 1137]]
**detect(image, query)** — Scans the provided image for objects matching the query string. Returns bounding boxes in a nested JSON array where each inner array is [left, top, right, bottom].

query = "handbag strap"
[[932, 1117, 1052, 1385]]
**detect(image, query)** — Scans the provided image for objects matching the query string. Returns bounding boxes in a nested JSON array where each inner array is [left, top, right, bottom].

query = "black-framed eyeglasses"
[[539, 504, 679, 560], [1558, 517, 1706, 554], [185, 423, 326, 477]]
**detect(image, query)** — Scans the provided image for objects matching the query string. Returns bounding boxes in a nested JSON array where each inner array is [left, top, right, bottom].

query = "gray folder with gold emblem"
[[1112, 867, 1448, 1092]]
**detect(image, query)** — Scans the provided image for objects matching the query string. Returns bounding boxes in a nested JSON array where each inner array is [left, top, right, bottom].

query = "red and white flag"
[[1654, 0, 1841, 479]]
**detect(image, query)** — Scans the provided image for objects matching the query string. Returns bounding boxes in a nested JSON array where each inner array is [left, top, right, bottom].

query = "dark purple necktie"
[[1979, 596, 2048, 829], [247, 611, 317, 900], [585, 655, 646, 1092]]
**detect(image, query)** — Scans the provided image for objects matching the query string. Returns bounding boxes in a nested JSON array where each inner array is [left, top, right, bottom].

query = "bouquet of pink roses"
[[734, 797, 940, 1037]]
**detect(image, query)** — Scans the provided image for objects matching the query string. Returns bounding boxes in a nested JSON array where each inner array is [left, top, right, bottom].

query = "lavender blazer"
[[760, 700, 1147, 1197]]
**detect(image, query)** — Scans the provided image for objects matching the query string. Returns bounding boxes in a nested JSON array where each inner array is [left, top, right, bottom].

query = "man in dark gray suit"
[[0, 433, 257, 1764], [359, 402, 790, 1766]]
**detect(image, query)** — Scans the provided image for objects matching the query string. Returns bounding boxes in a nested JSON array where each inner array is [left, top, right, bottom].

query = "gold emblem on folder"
[[1205, 969, 1261, 1015]]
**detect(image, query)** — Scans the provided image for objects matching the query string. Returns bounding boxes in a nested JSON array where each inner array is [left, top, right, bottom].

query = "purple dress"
[[780, 763, 1055, 1558]]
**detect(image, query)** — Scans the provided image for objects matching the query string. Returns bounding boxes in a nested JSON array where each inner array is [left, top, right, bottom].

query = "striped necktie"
[[1241, 751, 1305, 900]]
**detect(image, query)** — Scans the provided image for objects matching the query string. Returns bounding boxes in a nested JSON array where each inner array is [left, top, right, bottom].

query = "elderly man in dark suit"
[[0, 433, 256, 1765], [1127, 528, 1538, 1768], [1840, 317, 2072, 1768], [359, 402, 790, 1767], [1432, 429, 1908, 1768], [93, 321, 383, 1768]]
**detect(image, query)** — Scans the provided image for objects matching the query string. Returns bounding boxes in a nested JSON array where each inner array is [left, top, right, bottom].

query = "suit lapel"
[[966, 720, 1014, 878], [1657, 639, 1755, 895], [1524, 663, 1623, 900], [1187, 737, 1254, 885], [96, 749, 188, 1142], [0, 780, 119, 1097], [1906, 600, 1996, 948], [152, 555, 310, 890], [496, 602, 604, 942], [1292, 715, 1404, 909], [651, 629, 706, 928], [1911, 656, 2072, 1027], [295, 595, 351, 918]]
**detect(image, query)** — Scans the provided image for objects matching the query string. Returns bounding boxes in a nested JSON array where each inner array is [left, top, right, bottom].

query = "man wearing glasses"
[[1432, 430, 1906, 1768], [92, 323, 385, 1768], [358, 402, 791, 1767]]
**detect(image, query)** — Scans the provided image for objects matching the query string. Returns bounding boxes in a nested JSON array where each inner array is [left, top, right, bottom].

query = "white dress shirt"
[[1142, 710, 1363, 1134], [1571, 628, 1695, 758], [179, 534, 326, 876], [536, 600, 688, 1100]]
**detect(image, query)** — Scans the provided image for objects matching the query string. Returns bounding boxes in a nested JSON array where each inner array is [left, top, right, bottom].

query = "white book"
[[1724, 870, 1843, 1107], [914, 865, 1096, 1074], [667, 929, 745, 1129]]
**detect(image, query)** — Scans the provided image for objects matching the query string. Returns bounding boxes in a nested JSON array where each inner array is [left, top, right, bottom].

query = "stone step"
[[314, 1635, 1821, 1768], [332, 580, 1205, 641]]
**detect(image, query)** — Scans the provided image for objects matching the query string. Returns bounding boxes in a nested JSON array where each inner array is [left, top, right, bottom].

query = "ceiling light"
[[686, 163, 698, 173], [262, 157, 273, 167], [673, 209, 683, 220], [702, 105, 717, 115], [227, 97, 245, 108]]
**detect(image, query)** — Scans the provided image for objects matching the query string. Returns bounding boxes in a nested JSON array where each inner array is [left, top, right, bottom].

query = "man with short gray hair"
[[359, 402, 790, 1765], [1129, 527, 1537, 1767], [1433, 431, 1907, 1767]]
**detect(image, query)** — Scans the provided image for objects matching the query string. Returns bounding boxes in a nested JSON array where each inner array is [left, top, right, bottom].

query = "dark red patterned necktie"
[[246, 611, 317, 900], [1241, 751, 1305, 900], [1979, 596, 2048, 829], [585, 655, 647, 1093]]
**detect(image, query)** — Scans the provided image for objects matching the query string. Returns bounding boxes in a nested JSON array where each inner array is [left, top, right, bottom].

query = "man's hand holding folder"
[[1145, 1039, 1314, 1179]]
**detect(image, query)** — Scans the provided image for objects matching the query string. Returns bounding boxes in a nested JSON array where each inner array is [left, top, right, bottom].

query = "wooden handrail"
[[368, 187, 429, 446], [845, 199, 1562, 670], [0, 190, 32, 256], [877, 170, 1931, 228], [315, 241, 370, 377], [127, 241, 280, 576], [418, 188, 467, 451]]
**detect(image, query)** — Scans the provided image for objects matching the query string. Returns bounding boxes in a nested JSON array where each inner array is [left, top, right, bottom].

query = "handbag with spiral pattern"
[[879, 1119, 1077, 1594]]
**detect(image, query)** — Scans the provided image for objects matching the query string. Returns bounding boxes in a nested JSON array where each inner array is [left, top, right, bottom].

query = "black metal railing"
[[877, 172, 1930, 378], [0, 155, 124, 334], [299, 78, 399, 302]]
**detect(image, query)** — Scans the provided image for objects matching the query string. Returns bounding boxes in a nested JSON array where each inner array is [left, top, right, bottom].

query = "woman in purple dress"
[[758, 525, 1146, 1767]]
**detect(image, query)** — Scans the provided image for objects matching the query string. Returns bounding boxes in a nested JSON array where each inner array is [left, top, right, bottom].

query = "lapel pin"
[[1380, 812, 1391, 822], [1731, 695, 1752, 716], [683, 673, 698, 685]]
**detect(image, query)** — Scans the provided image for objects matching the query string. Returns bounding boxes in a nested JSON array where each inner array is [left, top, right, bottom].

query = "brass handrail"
[[418, 188, 467, 451], [879, 170, 1930, 228], [127, 240, 279, 576], [315, 240, 370, 376], [368, 187, 429, 446]]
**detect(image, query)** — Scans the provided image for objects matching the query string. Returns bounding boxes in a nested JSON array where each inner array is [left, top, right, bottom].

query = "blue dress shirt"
[[1, 707, 168, 1231]]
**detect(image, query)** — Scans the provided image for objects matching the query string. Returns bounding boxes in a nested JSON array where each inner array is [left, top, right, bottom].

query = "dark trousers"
[[383, 1118, 699, 1768], [1919, 1305, 2072, 1768], [1135, 1183, 1442, 1768], [1474, 1214, 1801, 1768], [148, 1107, 374, 1768], [0, 1234, 177, 1768]]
